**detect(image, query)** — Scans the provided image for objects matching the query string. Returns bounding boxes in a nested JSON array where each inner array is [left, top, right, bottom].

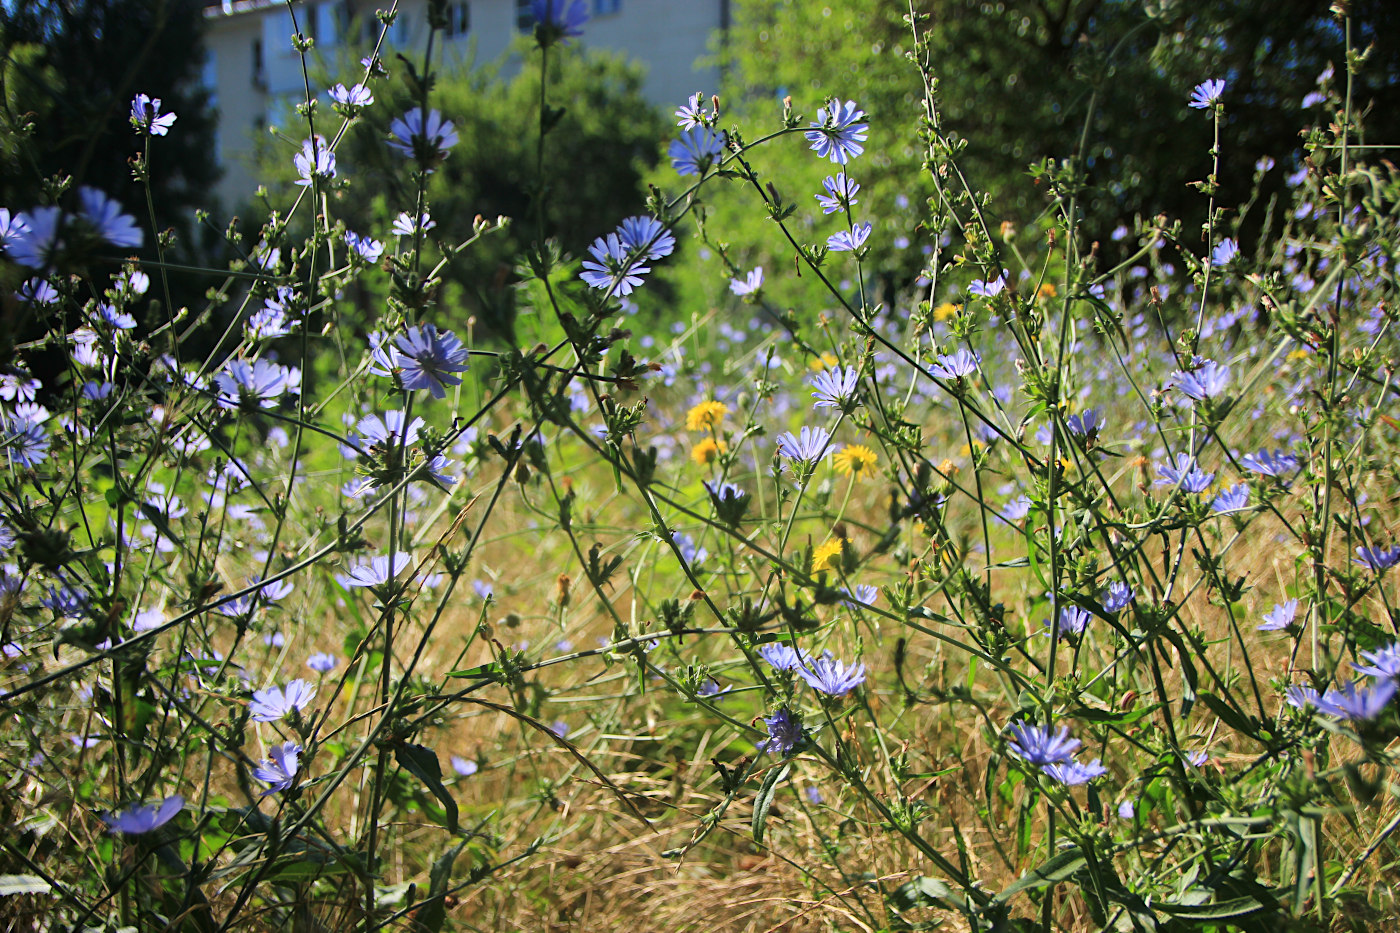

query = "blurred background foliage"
[[711, 0, 1400, 282], [5, 0, 1400, 338], [0, 0, 220, 251], [252, 35, 668, 343]]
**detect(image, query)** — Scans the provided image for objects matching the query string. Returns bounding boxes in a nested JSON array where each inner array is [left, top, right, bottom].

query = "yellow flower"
[[690, 437, 726, 465], [808, 352, 839, 372], [812, 538, 844, 572], [933, 302, 961, 322], [1036, 282, 1058, 300], [834, 444, 879, 479], [685, 400, 728, 431], [1287, 348, 1310, 362]]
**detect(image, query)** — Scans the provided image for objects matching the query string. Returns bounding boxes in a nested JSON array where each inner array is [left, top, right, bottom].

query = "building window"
[[593, 0, 620, 14], [515, 0, 532, 32], [443, 1, 470, 38], [252, 37, 265, 89]]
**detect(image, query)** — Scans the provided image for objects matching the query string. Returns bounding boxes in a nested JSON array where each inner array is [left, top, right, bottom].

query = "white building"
[[202, 0, 728, 206]]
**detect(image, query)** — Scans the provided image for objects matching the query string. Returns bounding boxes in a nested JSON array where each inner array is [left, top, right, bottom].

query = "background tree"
[[720, 0, 1400, 263], [0, 0, 220, 244], [1, 0, 220, 393], [251, 39, 668, 343]]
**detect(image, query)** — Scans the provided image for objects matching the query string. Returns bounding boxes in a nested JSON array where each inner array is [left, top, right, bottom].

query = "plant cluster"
[[1, 1, 1399, 931]]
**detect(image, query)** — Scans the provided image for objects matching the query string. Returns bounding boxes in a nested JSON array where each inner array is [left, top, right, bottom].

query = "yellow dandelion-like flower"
[[1036, 282, 1058, 300], [812, 538, 844, 572], [686, 400, 728, 431], [690, 437, 726, 466], [1287, 348, 1310, 362], [933, 302, 961, 322], [808, 352, 839, 372], [834, 444, 879, 479]]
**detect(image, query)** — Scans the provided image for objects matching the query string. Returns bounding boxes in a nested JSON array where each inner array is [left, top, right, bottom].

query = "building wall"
[[203, 0, 723, 209]]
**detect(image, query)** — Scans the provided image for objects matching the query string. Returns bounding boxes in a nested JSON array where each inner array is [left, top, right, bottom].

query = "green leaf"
[[412, 839, 468, 933], [751, 762, 790, 845], [1073, 702, 1163, 725], [1156, 891, 1282, 920], [394, 743, 459, 833], [994, 846, 1086, 904], [1162, 629, 1198, 719], [0, 875, 52, 896], [1200, 692, 1260, 738], [444, 661, 504, 682], [891, 874, 964, 912]]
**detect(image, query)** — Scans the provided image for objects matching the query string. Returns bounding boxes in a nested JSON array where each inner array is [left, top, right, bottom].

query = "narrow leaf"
[[0, 875, 52, 896], [994, 846, 1086, 904], [394, 743, 460, 833], [751, 762, 790, 845], [413, 839, 468, 933]]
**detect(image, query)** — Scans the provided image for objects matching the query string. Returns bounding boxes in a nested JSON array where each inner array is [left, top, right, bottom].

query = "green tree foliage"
[[0, 0, 220, 240], [723, 0, 1400, 253], [0, 0, 220, 389], [251, 40, 667, 342]]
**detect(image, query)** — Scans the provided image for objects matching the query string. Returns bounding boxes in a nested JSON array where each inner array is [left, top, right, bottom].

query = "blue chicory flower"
[[730, 266, 763, 296], [338, 552, 413, 588], [130, 93, 177, 136], [797, 653, 866, 696], [805, 99, 868, 164], [7, 207, 63, 268], [307, 652, 339, 673], [531, 0, 588, 41], [762, 707, 803, 756], [1258, 599, 1298, 632], [329, 83, 374, 108], [808, 366, 860, 410], [249, 680, 317, 723], [1211, 238, 1239, 267], [815, 173, 860, 214], [776, 425, 835, 465], [826, 222, 871, 252], [1354, 545, 1400, 573], [103, 795, 184, 835], [758, 642, 809, 671], [931, 348, 980, 380], [1102, 581, 1134, 613], [580, 232, 650, 296], [1042, 758, 1107, 785], [1171, 359, 1231, 401], [392, 324, 470, 399], [1289, 678, 1397, 721], [79, 188, 142, 249], [293, 136, 336, 187], [253, 742, 302, 796], [1154, 454, 1215, 493], [1189, 78, 1226, 110], [388, 108, 458, 166], [344, 231, 385, 263], [1355, 643, 1400, 682], [616, 215, 675, 261], [1045, 606, 1091, 641], [1006, 722, 1080, 767], [669, 126, 724, 177], [1211, 483, 1250, 513], [1241, 448, 1299, 478]]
